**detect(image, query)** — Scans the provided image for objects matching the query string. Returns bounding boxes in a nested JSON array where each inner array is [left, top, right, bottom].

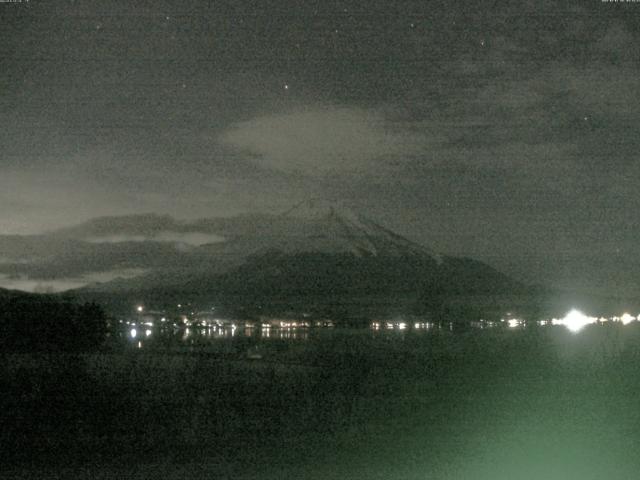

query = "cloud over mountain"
[[220, 106, 428, 174]]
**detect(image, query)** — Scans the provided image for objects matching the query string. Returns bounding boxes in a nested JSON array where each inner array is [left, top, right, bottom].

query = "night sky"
[[2, 0, 640, 293]]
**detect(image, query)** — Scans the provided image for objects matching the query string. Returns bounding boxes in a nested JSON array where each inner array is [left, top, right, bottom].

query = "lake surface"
[[4, 321, 640, 479]]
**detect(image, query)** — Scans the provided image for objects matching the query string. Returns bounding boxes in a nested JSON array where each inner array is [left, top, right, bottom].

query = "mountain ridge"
[[1, 201, 525, 309], [72, 201, 523, 312]]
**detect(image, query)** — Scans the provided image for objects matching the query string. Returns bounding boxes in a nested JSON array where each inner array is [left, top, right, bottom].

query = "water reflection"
[[370, 320, 435, 331], [543, 310, 639, 333], [182, 327, 191, 341], [474, 310, 640, 333], [507, 319, 522, 328], [117, 308, 640, 352], [121, 322, 319, 348]]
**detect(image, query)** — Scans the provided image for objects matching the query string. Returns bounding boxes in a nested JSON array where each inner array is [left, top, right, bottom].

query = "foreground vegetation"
[[0, 293, 107, 352], [3, 325, 640, 478]]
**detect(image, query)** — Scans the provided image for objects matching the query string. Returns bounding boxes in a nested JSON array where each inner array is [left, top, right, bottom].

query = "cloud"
[[216, 60, 640, 186], [0, 268, 147, 293], [0, 168, 146, 234], [220, 106, 429, 175], [84, 231, 225, 246]]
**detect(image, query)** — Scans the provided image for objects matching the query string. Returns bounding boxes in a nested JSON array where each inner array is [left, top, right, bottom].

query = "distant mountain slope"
[[185, 251, 518, 298]]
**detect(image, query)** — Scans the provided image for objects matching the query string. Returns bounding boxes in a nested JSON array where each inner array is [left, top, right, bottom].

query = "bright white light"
[[508, 319, 520, 328], [398, 322, 407, 330], [145, 329, 152, 337], [130, 328, 137, 338], [621, 313, 635, 325], [562, 309, 595, 333], [136, 306, 143, 313]]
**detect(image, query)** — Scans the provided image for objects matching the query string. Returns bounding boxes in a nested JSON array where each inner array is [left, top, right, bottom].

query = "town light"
[[620, 313, 635, 325], [562, 309, 594, 333]]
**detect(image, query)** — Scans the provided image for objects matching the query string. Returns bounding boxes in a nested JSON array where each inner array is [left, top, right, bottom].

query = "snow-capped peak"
[[276, 199, 442, 261], [281, 198, 356, 221]]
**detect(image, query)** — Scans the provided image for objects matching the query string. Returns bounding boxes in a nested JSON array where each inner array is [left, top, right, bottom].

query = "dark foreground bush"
[[0, 296, 107, 352]]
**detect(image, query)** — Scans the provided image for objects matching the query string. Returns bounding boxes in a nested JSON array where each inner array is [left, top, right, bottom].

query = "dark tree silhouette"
[[0, 295, 108, 352]]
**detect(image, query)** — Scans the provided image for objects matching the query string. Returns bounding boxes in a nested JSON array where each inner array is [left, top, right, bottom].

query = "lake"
[[3, 321, 640, 479]]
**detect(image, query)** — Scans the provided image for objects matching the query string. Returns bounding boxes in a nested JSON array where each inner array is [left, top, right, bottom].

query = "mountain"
[[70, 201, 523, 315], [1, 201, 525, 315], [258, 199, 443, 259]]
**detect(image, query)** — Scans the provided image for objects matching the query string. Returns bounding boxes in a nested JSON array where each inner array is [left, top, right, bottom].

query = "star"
[[283, 84, 289, 90]]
